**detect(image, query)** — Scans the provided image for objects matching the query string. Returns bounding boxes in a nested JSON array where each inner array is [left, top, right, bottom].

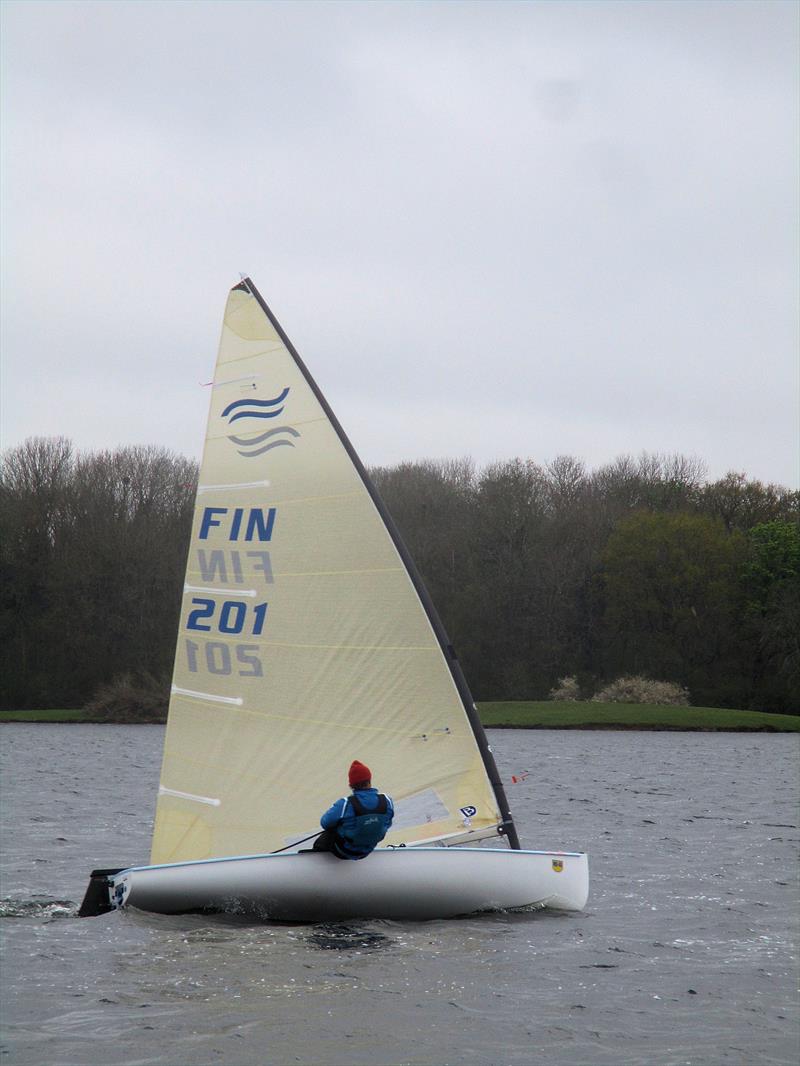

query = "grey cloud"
[[1, 0, 797, 486]]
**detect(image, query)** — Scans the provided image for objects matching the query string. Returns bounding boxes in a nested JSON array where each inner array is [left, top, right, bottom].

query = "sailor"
[[313, 760, 394, 859]]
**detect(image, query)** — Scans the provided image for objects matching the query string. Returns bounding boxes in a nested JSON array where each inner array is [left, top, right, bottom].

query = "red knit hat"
[[348, 760, 371, 788]]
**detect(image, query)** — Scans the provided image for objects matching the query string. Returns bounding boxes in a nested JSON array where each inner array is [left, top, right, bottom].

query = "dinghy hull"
[[100, 847, 588, 921]]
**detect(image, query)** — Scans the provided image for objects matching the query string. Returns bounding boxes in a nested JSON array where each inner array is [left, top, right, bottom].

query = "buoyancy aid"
[[334, 792, 393, 859]]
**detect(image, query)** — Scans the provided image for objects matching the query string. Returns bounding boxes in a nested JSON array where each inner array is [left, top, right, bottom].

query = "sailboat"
[[79, 278, 588, 921]]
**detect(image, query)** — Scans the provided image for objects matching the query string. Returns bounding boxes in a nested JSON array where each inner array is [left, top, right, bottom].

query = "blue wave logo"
[[222, 388, 301, 458]]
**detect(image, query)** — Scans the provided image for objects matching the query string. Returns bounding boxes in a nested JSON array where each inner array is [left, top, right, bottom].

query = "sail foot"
[[403, 824, 507, 848]]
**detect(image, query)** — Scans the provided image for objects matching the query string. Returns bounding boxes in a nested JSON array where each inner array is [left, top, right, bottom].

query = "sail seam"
[[171, 631, 263, 649], [193, 490, 364, 510], [257, 640, 437, 651], [170, 632, 437, 651], [162, 709, 446, 742], [276, 491, 363, 506], [208, 412, 327, 437], [215, 343, 284, 366], [182, 566, 405, 580], [213, 373, 264, 388]]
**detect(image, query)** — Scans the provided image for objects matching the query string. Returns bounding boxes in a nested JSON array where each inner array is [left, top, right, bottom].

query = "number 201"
[[187, 597, 268, 635], [185, 640, 263, 677]]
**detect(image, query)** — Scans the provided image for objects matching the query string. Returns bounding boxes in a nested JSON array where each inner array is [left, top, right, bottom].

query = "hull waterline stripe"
[[171, 686, 243, 706], [159, 787, 221, 807], [184, 585, 257, 598], [197, 480, 271, 494], [118, 846, 587, 875]]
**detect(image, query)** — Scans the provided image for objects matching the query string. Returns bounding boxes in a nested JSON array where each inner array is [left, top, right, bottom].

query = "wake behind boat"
[[80, 277, 589, 921]]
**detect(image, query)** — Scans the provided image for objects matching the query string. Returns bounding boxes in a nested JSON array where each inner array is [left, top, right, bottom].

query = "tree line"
[[1, 438, 797, 713], [371, 455, 798, 713], [0, 438, 196, 710]]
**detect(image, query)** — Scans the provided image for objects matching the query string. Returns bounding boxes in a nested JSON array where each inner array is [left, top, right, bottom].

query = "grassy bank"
[[479, 701, 800, 731], [1, 703, 798, 731], [0, 709, 92, 722]]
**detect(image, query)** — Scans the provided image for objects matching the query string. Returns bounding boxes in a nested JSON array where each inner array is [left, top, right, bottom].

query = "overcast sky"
[[2, 0, 798, 487]]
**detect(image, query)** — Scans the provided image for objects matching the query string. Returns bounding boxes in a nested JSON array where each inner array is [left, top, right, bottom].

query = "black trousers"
[[312, 830, 344, 856]]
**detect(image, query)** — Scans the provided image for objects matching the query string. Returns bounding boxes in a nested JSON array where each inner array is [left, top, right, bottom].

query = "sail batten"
[[150, 279, 517, 865]]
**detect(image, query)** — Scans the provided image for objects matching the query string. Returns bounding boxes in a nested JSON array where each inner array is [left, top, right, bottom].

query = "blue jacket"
[[320, 787, 395, 859]]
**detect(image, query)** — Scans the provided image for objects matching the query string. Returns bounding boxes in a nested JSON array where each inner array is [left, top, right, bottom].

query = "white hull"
[[105, 847, 588, 921]]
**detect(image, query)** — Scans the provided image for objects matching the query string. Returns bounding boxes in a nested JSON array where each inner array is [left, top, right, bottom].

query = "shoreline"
[[484, 722, 796, 732], [0, 720, 795, 733], [1, 702, 798, 732]]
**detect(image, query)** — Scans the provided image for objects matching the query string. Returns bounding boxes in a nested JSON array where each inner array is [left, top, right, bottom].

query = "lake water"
[[1, 725, 797, 1066]]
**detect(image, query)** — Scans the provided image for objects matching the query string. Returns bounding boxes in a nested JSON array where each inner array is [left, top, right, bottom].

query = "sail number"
[[185, 640, 263, 677], [187, 597, 268, 635]]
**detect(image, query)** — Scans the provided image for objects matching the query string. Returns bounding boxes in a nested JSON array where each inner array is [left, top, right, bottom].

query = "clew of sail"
[[150, 280, 514, 865]]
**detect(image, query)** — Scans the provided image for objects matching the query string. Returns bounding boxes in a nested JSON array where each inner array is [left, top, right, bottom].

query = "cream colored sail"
[[150, 281, 506, 864]]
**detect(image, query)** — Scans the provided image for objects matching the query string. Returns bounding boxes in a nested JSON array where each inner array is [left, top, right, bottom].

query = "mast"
[[239, 277, 521, 850]]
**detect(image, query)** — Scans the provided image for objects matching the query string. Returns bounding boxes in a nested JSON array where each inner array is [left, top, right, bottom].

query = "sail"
[[150, 280, 515, 864]]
